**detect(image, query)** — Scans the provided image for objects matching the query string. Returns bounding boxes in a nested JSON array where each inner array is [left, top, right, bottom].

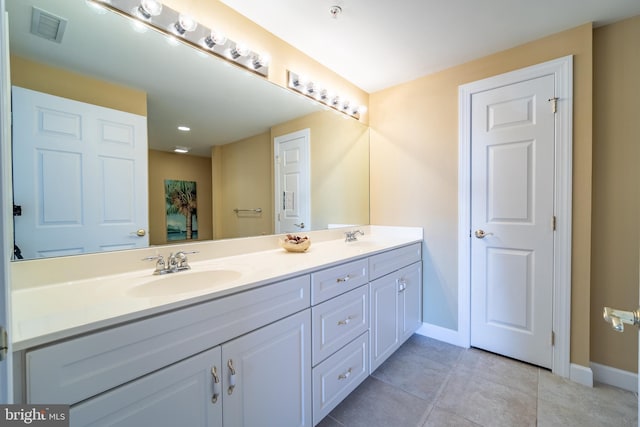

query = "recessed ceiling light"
[[177, 126, 190, 131], [173, 146, 190, 153]]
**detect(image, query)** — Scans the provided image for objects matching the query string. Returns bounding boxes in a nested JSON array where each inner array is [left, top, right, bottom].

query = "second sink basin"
[[128, 269, 242, 297]]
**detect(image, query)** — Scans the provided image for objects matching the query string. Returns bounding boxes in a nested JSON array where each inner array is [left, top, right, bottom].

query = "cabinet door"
[[369, 275, 400, 373], [398, 261, 423, 343], [222, 309, 312, 427], [70, 346, 222, 427]]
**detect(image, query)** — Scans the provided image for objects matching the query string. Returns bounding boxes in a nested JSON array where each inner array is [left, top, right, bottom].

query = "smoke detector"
[[329, 5, 342, 19]]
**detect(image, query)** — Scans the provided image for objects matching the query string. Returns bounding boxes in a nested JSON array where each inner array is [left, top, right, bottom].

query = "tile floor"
[[317, 335, 638, 427]]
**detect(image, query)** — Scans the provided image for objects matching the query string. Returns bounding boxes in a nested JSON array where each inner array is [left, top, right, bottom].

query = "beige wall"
[[162, 0, 368, 123], [213, 110, 370, 239], [369, 24, 593, 367], [148, 150, 213, 245], [10, 55, 146, 116], [590, 16, 640, 373], [272, 110, 370, 231], [214, 132, 274, 239]]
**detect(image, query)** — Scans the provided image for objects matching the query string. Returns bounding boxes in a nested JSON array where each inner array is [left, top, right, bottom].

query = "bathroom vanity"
[[10, 226, 422, 426]]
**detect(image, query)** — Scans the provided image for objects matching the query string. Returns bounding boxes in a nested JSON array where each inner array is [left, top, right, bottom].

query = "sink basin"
[[127, 270, 242, 297], [346, 241, 380, 248]]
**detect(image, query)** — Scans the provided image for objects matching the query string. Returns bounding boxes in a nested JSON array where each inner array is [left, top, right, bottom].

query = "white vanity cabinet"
[[25, 275, 311, 427], [369, 243, 422, 372], [71, 310, 312, 427], [18, 236, 424, 427]]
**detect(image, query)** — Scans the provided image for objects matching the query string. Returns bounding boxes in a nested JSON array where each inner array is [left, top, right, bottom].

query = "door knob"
[[474, 229, 493, 239], [294, 222, 305, 229], [603, 307, 640, 332], [131, 229, 146, 237]]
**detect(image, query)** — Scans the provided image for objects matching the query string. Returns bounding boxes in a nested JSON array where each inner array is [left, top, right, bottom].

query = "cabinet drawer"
[[26, 275, 310, 405], [369, 242, 421, 281], [311, 258, 368, 305], [312, 285, 368, 366], [312, 332, 369, 425]]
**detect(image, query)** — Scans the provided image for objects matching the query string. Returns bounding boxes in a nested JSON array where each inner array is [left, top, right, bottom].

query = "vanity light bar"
[[287, 71, 366, 120], [87, 0, 269, 77]]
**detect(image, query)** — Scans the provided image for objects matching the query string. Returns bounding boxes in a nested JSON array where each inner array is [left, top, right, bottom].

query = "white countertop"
[[11, 226, 422, 351]]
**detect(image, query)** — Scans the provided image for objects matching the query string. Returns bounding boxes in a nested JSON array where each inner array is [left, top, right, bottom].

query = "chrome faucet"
[[344, 230, 364, 242], [143, 251, 198, 275]]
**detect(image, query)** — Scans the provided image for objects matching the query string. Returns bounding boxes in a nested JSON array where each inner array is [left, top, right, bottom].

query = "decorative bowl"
[[279, 235, 311, 252]]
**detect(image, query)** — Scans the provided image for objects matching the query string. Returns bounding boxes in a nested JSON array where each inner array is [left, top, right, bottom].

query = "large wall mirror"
[[6, 0, 370, 260]]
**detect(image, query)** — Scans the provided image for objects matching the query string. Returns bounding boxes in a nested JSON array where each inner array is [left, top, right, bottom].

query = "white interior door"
[[470, 74, 556, 369], [12, 86, 148, 259], [274, 129, 310, 234]]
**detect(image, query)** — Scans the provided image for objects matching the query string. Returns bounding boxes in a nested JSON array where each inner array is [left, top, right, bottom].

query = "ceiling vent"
[[30, 7, 67, 43]]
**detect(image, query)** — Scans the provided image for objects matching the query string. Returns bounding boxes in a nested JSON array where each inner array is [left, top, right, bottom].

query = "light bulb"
[[229, 43, 249, 59], [252, 53, 270, 69], [137, 0, 162, 19], [203, 30, 227, 49], [306, 81, 316, 95], [174, 14, 197, 35]]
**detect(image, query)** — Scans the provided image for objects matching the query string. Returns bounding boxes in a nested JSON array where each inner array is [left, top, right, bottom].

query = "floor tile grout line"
[[418, 346, 470, 426]]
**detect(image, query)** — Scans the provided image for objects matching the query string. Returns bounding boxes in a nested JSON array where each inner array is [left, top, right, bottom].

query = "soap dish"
[[279, 235, 311, 252]]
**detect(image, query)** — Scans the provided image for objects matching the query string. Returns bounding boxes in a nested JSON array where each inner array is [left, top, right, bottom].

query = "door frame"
[[458, 56, 573, 378], [0, 0, 14, 402]]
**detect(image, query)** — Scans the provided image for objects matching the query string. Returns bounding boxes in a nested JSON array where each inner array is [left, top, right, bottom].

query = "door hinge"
[[0, 326, 8, 362], [552, 215, 557, 231], [548, 97, 558, 114], [551, 331, 555, 347]]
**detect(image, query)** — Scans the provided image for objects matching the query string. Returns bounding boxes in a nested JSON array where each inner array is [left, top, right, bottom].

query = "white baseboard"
[[416, 322, 469, 348], [591, 362, 638, 393], [570, 363, 594, 387]]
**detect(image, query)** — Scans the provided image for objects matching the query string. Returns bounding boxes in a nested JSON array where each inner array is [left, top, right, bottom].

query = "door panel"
[[12, 86, 148, 258], [275, 129, 310, 234], [470, 74, 555, 369], [222, 310, 311, 427]]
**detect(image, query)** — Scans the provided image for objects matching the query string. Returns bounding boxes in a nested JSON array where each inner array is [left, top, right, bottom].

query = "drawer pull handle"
[[337, 315, 355, 326], [336, 274, 352, 283], [227, 359, 237, 395], [338, 368, 353, 380], [211, 366, 221, 404]]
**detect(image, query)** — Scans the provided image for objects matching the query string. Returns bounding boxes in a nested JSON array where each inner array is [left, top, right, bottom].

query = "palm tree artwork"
[[165, 180, 198, 241]]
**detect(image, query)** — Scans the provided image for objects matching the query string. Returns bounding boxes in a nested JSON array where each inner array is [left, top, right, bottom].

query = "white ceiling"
[[220, 0, 640, 93]]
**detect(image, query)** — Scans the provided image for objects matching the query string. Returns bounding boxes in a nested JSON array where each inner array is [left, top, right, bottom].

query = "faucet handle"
[[142, 255, 164, 264], [176, 250, 199, 256], [175, 250, 199, 268], [344, 229, 364, 242], [142, 255, 166, 273]]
